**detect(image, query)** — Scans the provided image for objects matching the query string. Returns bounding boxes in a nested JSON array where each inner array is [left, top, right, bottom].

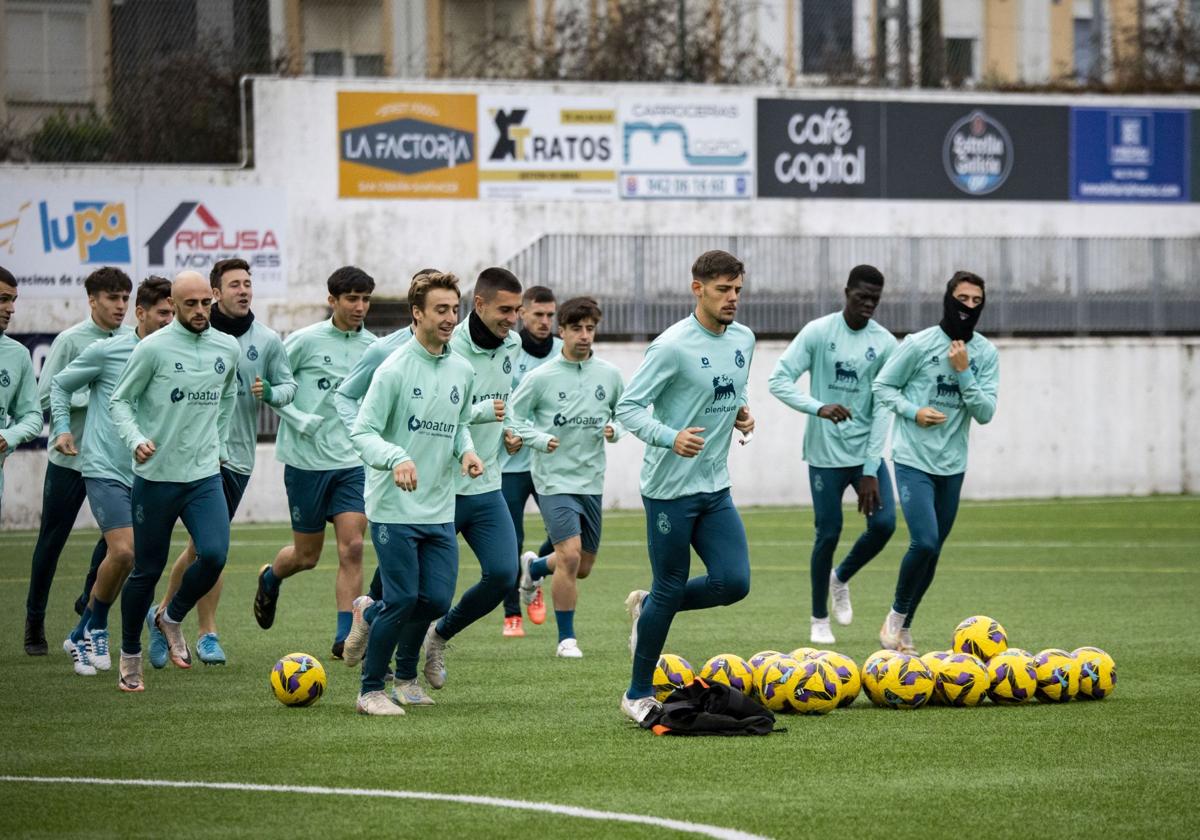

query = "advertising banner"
[[478, 95, 617, 199], [1070, 107, 1190, 202], [0, 186, 137, 298], [0, 184, 287, 299], [617, 97, 754, 199], [756, 99, 883, 198], [884, 103, 1069, 200], [338, 91, 478, 199]]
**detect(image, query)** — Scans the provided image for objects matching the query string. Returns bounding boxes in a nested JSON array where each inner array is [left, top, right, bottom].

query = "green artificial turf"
[[1, 496, 1197, 839]]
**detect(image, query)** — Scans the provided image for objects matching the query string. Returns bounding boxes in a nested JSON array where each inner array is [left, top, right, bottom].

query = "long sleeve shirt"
[[448, 320, 521, 496], [350, 338, 476, 524], [501, 336, 563, 474], [109, 319, 240, 483], [508, 353, 624, 496], [872, 325, 999, 476], [768, 312, 898, 477], [334, 327, 414, 436], [222, 322, 297, 476], [615, 315, 755, 500], [0, 335, 42, 466], [272, 318, 376, 471], [38, 318, 131, 471]]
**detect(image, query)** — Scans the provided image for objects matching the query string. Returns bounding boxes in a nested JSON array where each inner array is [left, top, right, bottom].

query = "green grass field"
[[1, 496, 1198, 839]]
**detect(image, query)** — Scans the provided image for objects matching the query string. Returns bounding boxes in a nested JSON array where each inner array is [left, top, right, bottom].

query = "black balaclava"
[[468, 309, 504, 350], [939, 288, 984, 342], [520, 327, 554, 359], [209, 304, 255, 337]]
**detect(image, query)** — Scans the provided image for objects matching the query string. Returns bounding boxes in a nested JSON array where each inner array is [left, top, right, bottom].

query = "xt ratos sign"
[[756, 99, 883, 198]]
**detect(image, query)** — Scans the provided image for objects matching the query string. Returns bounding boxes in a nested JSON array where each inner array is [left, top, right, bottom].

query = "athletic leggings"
[[892, 462, 965, 629], [500, 470, 552, 617], [434, 490, 519, 640], [629, 489, 750, 699], [120, 475, 229, 654], [26, 461, 107, 621]]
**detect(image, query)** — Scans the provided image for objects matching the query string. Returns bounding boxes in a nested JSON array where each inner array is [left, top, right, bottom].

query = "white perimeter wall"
[[3, 337, 1197, 529]]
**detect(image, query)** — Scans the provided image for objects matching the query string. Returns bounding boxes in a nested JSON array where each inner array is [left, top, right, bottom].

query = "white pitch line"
[[0, 776, 771, 840]]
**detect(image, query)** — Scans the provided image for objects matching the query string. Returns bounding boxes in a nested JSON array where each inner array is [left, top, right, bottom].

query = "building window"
[[945, 37, 975, 85], [1073, 17, 1098, 81], [310, 50, 345, 76], [353, 54, 385, 77], [800, 0, 853, 75], [5, 3, 91, 102]]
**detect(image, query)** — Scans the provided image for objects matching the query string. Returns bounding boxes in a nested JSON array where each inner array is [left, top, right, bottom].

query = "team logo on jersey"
[[656, 512, 672, 535], [413, 387, 423, 398], [829, 342, 837, 351], [0, 369, 9, 388], [900, 485, 910, 504], [247, 345, 259, 361], [323, 355, 332, 364], [450, 385, 460, 404], [519, 363, 527, 373], [317, 377, 332, 391], [813, 473, 825, 493], [558, 391, 567, 401], [214, 357, 226, 374], [376, 524, 390, 545], [595, 385, 606, 401], [866, 346, 877, 362], [291, 505, 301, 522], [735, 349, 745, 368], [969, 359, 979, 375], [553, 413, 568, 427], [502, 356, 512, 374], [834, 361, 859, 383], [408, 414, 422, 432], [170, 387, 185, 403], [930, 354, 941, 367], [174, 362, 184, 372], [700, 356, 711, 368], [712, 375, 736, 401], [935, 375, 960, 398], [135, 504, 145, 524]]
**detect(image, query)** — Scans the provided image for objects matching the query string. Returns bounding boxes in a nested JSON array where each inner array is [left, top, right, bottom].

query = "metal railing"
[[505, 234, 1200, 339]]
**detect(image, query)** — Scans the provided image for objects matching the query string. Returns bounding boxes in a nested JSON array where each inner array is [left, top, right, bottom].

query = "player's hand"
[[604, 424, 615, 441], [492, 400, 506, 422], [251, 376, 265, 399], [817, 404, 852, 423], [948, 341, 969, 372], [135, 440, 156, 463], [53, 433, 78, 457], [673, 427, 705, 458], [734, 406, 755, 436], [393, 460, 417, 492], [856, 475, 881, 515], [0, 437, 7, 454], [916, 407, 947, 427], [462, 452, 484, 478], [546, 437, 559, 453], [503, 429, 523, 455]]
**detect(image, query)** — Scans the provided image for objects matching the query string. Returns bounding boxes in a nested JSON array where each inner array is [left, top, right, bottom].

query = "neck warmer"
[[520, 328, 554, 359], [210, 305, 255, 338], [939, 292, 984, 342], [468, 310, 504, 350]]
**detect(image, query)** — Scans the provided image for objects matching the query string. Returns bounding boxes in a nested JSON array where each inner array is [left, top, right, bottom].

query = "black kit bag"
[[642, 679, 779, 736]]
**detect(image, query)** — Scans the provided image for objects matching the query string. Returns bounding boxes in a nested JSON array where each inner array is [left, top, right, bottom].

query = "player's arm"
[[604, 371, 626, 442], [349, 370, 412, 471], [269, 334, 323, 435], [0, 354, 43, 453], [333, 341, 384, 435], [861, 338, 899, 479], [37, 332, 86, 412], [257, 334, 297, 408], [48, 342, 104, 453], [508, 373, 554, 452], [872, 337, 922, 422], [768, 328, 823, 415], [955, 345, 998, 425], [216, 350, 239, 463], [109, 342, 155, 454], [453, 376, 477, 461], [614, 342, 680, 449]]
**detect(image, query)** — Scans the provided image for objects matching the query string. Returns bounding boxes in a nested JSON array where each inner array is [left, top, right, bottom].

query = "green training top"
[[0, 335, 43, 487], [350, 338, 476, 524], [222, 321, 297, 476], [872, 325, 999, 476], [768, 311, 898, 477], [509, 353, 625, 496], [333, 326, 413, 436], [615, 315, 755, 500], [500, 336, 563, 474], [38, 318, 131, 471], [50, 331, 139, 485], [448, 319, 520, 496], [109, 318, 240, 483], [272, 318, 376, 472]]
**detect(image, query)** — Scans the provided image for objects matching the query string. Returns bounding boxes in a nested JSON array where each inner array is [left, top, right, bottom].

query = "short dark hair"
[[523, 285, 555, 305], [0, 266, 15, 287], [327, 265, 375, 297], [847, 264, 884, 289], [691, 250, 744, 282], [409, 272, 461, 312], [84, 266, 133, 297], [947, 270, 985, 295], [136, 276, 173, 309], [475, 267, 522, 301], [558, 296, 602, 327], [210, 258, 250, 290]]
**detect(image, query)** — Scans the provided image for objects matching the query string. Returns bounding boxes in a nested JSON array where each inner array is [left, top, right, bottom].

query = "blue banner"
[[1071, 107, 1190, 202]]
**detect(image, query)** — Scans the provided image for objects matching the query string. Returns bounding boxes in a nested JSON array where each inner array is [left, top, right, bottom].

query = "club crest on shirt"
[[214, 357, 226, 374], [0, 369, 9, 388], [866, 346, 876, 362], [656, 512, 671, 534], [247, 345, 259, 361], [323, 355, 332, 364], [174, 362, 184, 372], [969, 359, 979, 375], [700, 356, 711, 368], [450, 385, 460, 404], [595, 385, 606, 401], [735, 349, 745, 368], [503, 356, 512, 374], [558, 391, 567, 401]]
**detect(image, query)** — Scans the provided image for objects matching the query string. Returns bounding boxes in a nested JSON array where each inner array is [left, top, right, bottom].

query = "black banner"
[[8, 333, 53, 450], [883, 102, 1069, 201], [756, 99, 883, 198]]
